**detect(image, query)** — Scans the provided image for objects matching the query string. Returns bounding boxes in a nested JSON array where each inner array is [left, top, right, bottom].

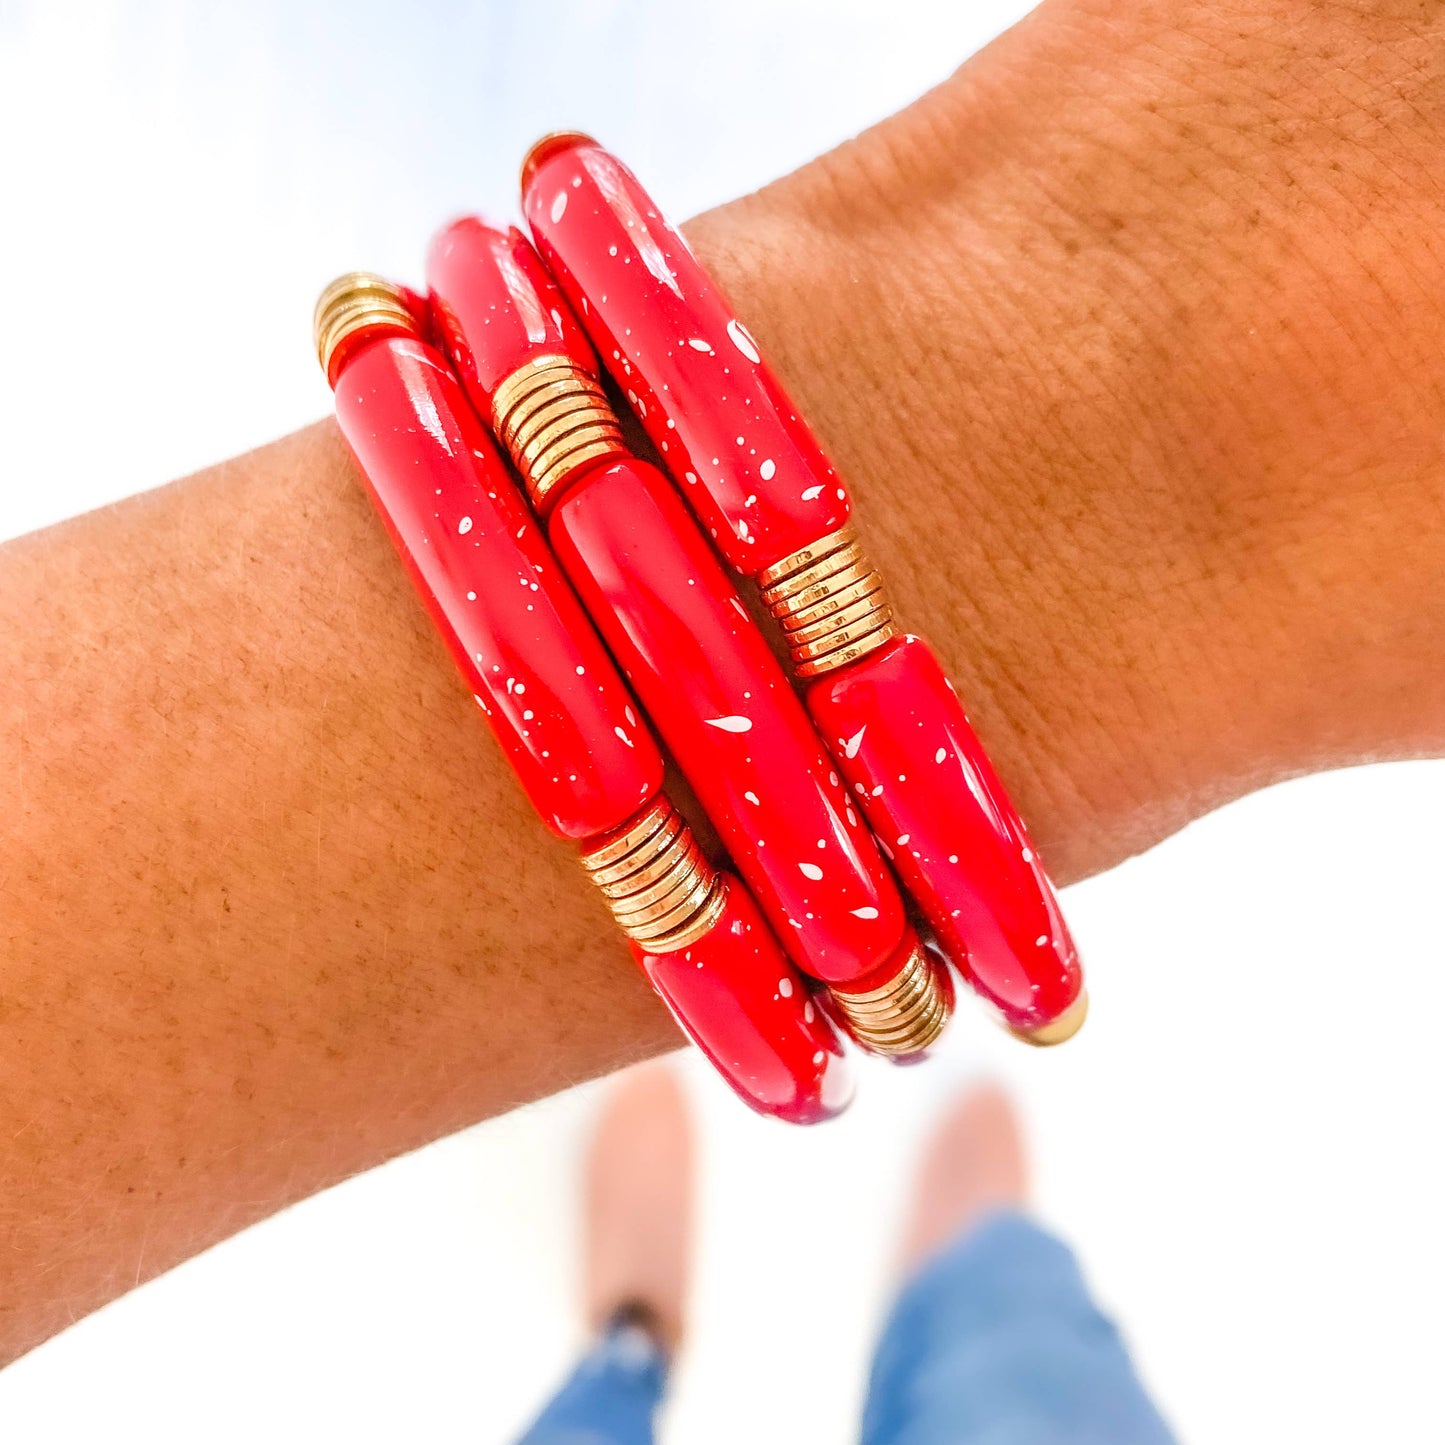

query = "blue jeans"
[[516, 1211, 1176, 1444]]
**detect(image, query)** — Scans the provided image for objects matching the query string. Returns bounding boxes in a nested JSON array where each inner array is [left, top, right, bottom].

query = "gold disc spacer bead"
[[312, 272, 417, 383], [759, 524, 897, 677], [581, 798, 726, 952], [829, 942, 951, 1055], [492, 354, 626, 510]]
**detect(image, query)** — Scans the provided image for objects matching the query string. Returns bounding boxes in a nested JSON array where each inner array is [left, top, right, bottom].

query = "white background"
[[1, 3, 1442, 1441]]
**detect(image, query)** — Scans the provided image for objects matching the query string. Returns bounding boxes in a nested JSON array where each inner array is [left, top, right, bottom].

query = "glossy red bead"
[[522, 136, 849, 576], [547, 455, 908, 986], [807, 633, 1082, 1031], [426, 216, 599, 410], [331, 333, 663, 839], [632, 874, 852, 1124]]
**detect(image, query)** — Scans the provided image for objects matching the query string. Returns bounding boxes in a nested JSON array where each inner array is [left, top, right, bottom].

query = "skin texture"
[[2, 0, 1443, 1363]]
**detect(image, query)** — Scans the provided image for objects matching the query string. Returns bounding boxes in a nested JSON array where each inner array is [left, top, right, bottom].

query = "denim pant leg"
[[861, 1211, 1177, 1445], [514, 1319, 668, 1445]]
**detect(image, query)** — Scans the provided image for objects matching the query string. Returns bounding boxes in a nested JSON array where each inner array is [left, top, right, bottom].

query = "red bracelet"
[[519, 135, 1086, 1043], [313, 275, 851, 1122], [426, 219, 951, 1057]]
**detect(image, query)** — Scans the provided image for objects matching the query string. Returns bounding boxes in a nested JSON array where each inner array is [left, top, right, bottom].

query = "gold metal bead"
[[609, 846, 709, 923], [623, 871, 722, 943], [312, 272, 416, 383], [581, 798, 726, 952], [791, 604, 896, 658], [758, 524, 897, 678], [757, 523, 861, 588], [759, 537, 867, 605], [781, 573, 885, 633], [1007, 991, 1089, 1047], [492, 354, 625, 509], [581, 798, 673, 867], [794, 623, 901, 678], [829, 943, 951, 1055]]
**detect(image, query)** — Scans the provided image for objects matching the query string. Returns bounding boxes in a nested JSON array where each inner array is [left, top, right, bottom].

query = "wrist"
[[685, 0, 1445, 881]]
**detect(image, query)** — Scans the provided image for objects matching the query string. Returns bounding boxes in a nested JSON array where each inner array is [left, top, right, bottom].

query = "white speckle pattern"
[[550, 191, 567, 223], [727, 318, 761, 363], [812, 1050, 826, 1066], [1022, 847, 1034, 863], [614, 726, 634, 748], [704, 715, 753, 733], [687, 337, 714, 354], [759, 458, 776, 481], [779, 977, 794, 998], [1036, 934, 1050, 947], [458, 516, 473, 534], [801, 484, 825, 501], [798, 862, 824, 881], [576, 665, 586, 675], [935, 747, 948, 764], [804, 1001, 816, 1023], [851, 906, 879, 920], [466, 590, 477, 601], [744, 790, 760, 805], [897, 834, 911, 846], [843, 726, 867, 759]]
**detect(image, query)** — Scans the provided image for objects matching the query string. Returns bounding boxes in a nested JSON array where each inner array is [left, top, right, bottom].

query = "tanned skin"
[[3, 0, 1443, 1361]]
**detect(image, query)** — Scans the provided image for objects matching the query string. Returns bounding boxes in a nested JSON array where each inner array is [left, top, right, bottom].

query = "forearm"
[[0, 423, 683, 1358], [4, 0, 1444, 1364]]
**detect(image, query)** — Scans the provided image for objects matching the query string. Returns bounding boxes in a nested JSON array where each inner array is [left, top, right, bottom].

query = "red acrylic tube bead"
[[521, 133, 848, 576], [322, 295, 663, 839], [547, 453, 907, 988], [428, 216, 599, 410], [632, 872, 853, 1124], [809, 633, 1083, 1035]]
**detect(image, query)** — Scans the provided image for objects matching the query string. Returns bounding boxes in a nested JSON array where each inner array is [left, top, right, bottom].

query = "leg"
[[862, 1087, 1176, 1445], [514, 1063, 692, 1445], [515, 1310, 668, 1445]]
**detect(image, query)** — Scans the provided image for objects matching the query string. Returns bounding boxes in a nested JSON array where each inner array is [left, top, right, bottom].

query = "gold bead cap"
[[492, 354, 626, 510], [830, 942, 950, 1056], [581, 797, 726, 953], [1007, 990, 1089, 1047], [759, 523, 899, 677], [313, 271, 417, 384]]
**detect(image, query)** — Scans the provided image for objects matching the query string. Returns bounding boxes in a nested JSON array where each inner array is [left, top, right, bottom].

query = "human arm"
[[3, 0, 1443, 1362]]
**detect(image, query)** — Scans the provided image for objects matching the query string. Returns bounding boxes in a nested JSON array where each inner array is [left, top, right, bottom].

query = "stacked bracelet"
[[426, 218, 951, 1057], [313, 275, 850, 1124], [311, 132, 1086, 1127], [519, 136, 1086, 1045]]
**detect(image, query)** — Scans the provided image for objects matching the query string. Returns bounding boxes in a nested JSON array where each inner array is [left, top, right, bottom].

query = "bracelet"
[[426, 219, 952, 1056], [310, 132, 1086, 1127], [518, 135, 1086, 1044], [313, 274, 850, 1123]]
